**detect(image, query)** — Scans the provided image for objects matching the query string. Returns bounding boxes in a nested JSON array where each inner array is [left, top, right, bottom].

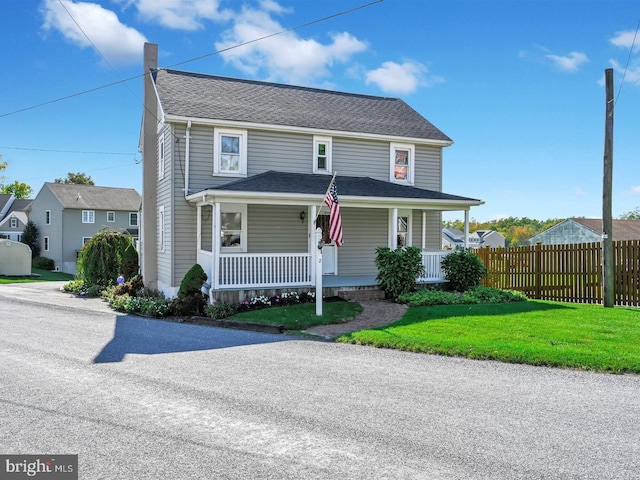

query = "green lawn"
[[337, 301, 640, 374], [0, 269, 74, 283], [229, 301, 363, 331]]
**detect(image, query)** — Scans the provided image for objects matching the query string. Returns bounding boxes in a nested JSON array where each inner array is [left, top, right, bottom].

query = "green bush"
[[103, 285, 173, 317], [32, 256, 54, 270], [441, 249, 488, 292], [375, 246, 425, 300], [172, 264, 208, 316], [204, 302, 239, 319], [399, 286, 527, 307], [112, 274, 144, 297]]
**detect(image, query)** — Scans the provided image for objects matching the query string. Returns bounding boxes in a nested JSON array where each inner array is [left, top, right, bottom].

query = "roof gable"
[[154, 69, 452, 143], [43, 183, 141, 211]]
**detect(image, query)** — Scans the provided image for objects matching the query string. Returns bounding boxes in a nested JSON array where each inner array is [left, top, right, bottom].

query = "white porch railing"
[[419, 250, 452, 283], [218, 252, 312, 289]]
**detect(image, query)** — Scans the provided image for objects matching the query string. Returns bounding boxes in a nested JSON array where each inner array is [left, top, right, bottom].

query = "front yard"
[[336, 301, 640, 374]]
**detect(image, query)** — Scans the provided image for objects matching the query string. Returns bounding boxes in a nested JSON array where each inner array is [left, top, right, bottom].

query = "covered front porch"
[[187, 172, 482, 303]]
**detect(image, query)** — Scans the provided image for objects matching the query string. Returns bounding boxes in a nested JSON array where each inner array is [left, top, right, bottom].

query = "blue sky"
[[1, 0, 639, 222]]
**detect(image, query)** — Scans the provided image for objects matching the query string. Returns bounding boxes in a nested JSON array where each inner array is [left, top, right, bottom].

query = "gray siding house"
[[0, 194, 31, 242], [140, 43, 484, 302], [28, 183, 141, 274], [530, 218, 640, 245]]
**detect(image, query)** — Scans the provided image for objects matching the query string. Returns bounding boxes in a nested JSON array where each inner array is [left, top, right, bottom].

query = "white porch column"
[[309, 205, 317, 280], [196, 204, 202, 250], [422, 211, 426, 250], [213, 202, 221, 290], [390, 208, 398, 248], [464, 209, 470, 248]]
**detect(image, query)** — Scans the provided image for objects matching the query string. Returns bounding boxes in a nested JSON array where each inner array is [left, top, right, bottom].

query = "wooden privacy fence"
[[474, 240, 640, 307]]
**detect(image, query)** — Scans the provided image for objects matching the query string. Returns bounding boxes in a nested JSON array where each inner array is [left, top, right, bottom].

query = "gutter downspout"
[[185, 120, 191, 196]]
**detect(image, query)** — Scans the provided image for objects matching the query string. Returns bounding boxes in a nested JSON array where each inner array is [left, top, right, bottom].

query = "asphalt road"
[[1, 282, 639, 479]]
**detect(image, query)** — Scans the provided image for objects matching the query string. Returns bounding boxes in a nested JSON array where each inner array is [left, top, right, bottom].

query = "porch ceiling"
[[186, 171, 484, 210]]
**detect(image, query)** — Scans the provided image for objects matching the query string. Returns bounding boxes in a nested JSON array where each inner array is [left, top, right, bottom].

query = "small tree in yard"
[[172, 264, 208, 316], [375, 246, 424, 300], [441, 248, 488, 292], [22, 220, 40, 258], [77, 229, 138, 288]]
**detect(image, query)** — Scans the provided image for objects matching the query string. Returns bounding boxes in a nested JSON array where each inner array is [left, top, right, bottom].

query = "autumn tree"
[[0, 159, 33, 198], [620, 207, 640, 220], [54, 172, 95, 185]]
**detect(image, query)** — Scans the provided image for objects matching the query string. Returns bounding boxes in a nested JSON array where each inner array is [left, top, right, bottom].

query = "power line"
[[614, 16, 640, 107], [0, 0, 383, 120], [0, 146, 138, 156]]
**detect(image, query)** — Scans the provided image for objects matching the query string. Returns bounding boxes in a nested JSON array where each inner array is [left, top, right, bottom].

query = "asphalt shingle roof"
[[154, 69, 452, 142], [45, 183, 141, 210], [571, 218, 640, 241], [210, 171, 479, 202]]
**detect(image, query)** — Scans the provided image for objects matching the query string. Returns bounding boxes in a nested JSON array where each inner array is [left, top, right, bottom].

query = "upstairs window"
[[390, 143, 415, 185], [107, 211, 115, 222], [313, 136, 332, 174], [45, 210, 51, 225], [158, 133, 165, 179], [213, 128, 247, 176], [82, 210, 95, 224], [10, 217, 17, 228], [129, 212, 139, 227]]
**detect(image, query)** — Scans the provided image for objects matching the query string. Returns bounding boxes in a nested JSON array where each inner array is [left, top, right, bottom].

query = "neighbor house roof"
[[571, 218, 640, 241], [201, 171, 480, 203], [43, 183, 141, 211], [153, 69, 453, 143]]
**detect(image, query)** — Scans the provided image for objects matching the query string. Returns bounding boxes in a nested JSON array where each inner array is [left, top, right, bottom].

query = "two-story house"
[[0, 194, 31, 242], [140, 43, 484, 302], [28, 183, 141, 274]]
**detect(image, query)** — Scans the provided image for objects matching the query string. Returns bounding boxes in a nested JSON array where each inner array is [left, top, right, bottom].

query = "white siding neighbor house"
[[0, 194, 31, 242], [139, 43, 484, 302], [28, 183, 141, 274]]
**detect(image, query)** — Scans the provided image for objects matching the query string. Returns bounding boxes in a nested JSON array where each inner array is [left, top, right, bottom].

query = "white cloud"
[[365, 61, 443, 96], [609, 30, 640, 53], [41, 0, 147, 65], [128, 0, 232, 31], [609, 58, 640, 86], [630, 185, 640, 195], [214, 4, 367, 85], [545, 51, 589, 72], [575, 187, 587, 196]]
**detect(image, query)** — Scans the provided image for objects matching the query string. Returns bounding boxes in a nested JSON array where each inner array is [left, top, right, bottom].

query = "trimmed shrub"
[[399, 286, 527, 307], [32, 256, 54, 270], [172, 264, 208, 316], [204, 302, 239, 319], [375, 246, 425, 300], [441, 248, 488, 292], [77, 229, 138, 287]]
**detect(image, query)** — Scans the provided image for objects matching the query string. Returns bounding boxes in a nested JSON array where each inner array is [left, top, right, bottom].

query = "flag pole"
[[314, 171, 337, 222]]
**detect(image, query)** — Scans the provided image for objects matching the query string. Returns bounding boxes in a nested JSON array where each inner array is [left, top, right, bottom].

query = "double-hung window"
[[220, 204, 247, 252], [82, 210, 95, 224], [129, 212, 138, 227], [390, 143, 415, 185], [10, 217, 17, 228], [158, 133, 165, 179], [214, 128, 247, 176], [107, 211, 115, 222], [313, 136, 332, 174], [45, 210, 51, 225]]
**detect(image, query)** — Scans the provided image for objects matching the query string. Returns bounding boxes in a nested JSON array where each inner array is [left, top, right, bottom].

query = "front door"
[[317, 214, 338, 274]]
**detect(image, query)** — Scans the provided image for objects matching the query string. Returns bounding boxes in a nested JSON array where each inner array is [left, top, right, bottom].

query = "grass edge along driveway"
[[337, 301, 640, 374]]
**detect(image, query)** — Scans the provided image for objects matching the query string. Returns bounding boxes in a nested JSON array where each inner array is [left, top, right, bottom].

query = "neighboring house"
[[529, 218, 640, 245], [442, 228, 505, 249], [28, 183, 141, 274], [140, 43, 484, 302], [0, 194, 32, 242]]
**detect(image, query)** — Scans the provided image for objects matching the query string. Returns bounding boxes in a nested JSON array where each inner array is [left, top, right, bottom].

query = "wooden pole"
[[602, 68, 615, 307]]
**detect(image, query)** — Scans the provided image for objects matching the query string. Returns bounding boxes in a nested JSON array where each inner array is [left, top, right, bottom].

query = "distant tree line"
[[443, 217, 565, 247]]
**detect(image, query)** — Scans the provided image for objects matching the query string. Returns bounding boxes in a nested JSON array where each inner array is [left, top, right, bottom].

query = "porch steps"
[[338, 287, 385, 302]]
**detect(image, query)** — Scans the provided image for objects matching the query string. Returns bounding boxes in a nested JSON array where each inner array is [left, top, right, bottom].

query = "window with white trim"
[[213, 128, 247, 176], [158, 133, 165, 179], [158, 205, 165, 253], [313, 136, 332, 174], [107, 211, 115, 222], [45, 210, 51, 225], [10, 217, 17, 228], [129, 212, 138, 227], [44, 236, 49, 251], [82, 210, 95, 223], [220, 204, 247, 252], [390, 143, 415, 185]]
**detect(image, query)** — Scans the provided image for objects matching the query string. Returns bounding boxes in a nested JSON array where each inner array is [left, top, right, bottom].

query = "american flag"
[[324, 181, 344, 247]]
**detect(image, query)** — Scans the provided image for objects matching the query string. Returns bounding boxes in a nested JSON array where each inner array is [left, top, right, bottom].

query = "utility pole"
[[602, 68, 614, 307]]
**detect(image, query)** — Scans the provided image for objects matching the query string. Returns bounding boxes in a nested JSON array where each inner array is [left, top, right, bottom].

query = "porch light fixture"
[[300, 210, 306, 223]]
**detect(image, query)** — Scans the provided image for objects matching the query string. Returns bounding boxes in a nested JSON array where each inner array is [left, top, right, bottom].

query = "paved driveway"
[[1, 282, 640, 479]]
